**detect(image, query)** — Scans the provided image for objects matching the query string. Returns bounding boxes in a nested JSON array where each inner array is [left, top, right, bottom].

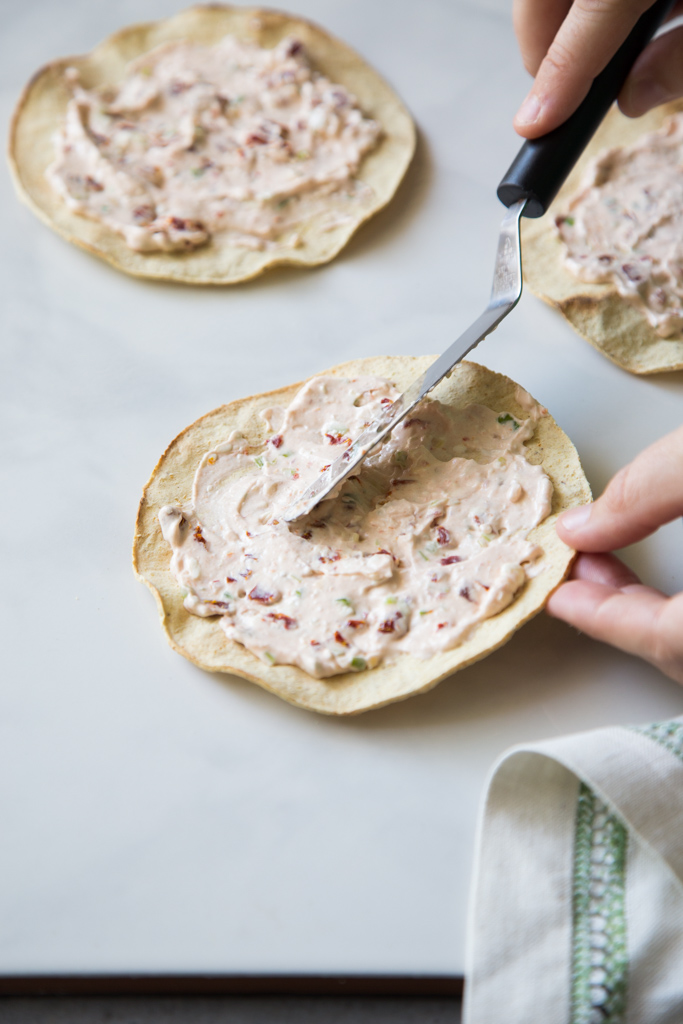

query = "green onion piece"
[[419, 609, 433, 616], [223, 592, 235, 600], [337, 597, 353, 608], [254, 456, 264, 468], [264, 652, 275, 664], [564, 216, 575, 226], [497, 413, 520, 430], [351, 657, 367, 672], [393, 451, 408, 466], [418, 550, 429, 561], [295, 590, 302, 598], [385, 596, 398, 605]]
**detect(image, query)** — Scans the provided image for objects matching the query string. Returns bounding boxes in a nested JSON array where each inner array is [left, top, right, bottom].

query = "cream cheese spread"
[[159, 375, 553, 679], [46, 36, 382, 252], [556, 113, 683, 337]]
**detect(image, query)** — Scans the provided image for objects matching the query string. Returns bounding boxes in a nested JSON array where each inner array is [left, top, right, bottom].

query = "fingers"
[[513, 0, 572, 76], [556, 426, 683, 552], [514, 0, 654, 138], [569, 551, 642, 588], [547, 559, 683, 684], [619, 24, 683, 117]]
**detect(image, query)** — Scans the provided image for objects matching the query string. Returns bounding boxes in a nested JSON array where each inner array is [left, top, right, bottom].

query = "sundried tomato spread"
[[46, 36, 381, 252], [556, 114, 683, 337], [159, 376, 553, 679]]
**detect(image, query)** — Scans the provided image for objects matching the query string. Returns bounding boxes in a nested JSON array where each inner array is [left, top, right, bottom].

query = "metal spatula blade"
[[282, 0, 674, 525], [283, 198, 526, 523]]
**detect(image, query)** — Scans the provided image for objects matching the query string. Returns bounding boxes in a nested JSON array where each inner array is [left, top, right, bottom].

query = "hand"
[[513, 0, 683, 139], [546, 426, 683, 684]]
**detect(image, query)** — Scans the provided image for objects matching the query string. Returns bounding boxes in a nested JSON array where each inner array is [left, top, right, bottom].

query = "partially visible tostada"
[[522, 99, 683, 375], [133, 356, 591, 715]]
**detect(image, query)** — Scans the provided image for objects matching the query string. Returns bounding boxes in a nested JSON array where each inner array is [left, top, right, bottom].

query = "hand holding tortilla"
[[548, 425, 683, 685], [513, 0, 683, 138]]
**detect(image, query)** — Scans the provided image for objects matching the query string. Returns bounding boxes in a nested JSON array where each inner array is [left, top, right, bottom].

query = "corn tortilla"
[[8, 5, 415, 285], [133, 356, 591, 715], [522, 99, 683, 375]]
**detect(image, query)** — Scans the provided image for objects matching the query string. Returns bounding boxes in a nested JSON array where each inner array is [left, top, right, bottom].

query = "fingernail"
[[515, 92, 541, 126], [559, 504, 592, 531]]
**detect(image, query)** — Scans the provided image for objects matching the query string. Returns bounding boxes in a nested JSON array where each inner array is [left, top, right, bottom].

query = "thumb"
[[620, 25, 683, 117], [556, 426, 683, 553]]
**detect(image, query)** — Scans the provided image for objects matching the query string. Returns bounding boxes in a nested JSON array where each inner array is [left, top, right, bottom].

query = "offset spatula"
[[284, 0, 674, 523]]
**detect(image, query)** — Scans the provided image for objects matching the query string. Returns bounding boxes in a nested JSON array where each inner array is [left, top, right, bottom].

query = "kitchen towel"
[[463, 717, 683, 1024]]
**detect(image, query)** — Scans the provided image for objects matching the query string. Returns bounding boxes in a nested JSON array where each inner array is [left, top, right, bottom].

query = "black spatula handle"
[[498, 0, 675, 218]]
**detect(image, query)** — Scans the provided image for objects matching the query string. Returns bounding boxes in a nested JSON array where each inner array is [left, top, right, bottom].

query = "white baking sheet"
[[2, 0, 682, 978]]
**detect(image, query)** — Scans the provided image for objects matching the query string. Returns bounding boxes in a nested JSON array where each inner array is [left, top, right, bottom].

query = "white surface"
[[2, 0, 683, 979]]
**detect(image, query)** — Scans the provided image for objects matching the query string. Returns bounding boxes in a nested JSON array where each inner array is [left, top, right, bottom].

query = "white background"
[[2, 0, 682, 979]]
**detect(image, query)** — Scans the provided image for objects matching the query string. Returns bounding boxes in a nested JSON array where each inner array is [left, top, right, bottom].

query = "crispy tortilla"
[[8, 5, 415, 285], [133, 357, 591, 715], [522, 99, 683, 374]]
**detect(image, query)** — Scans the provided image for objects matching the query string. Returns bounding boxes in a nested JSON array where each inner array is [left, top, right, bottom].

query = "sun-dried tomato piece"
[[459, 586, 473, 602], [347, 619, 367, 630], [248, 585, 278, 604], [194, 526, 207, 546], [267, 613, 297, 629], [271, 434, 283, 448], [133, 204, 154, 222], [435, 526, 450, 546], [378, 612, 402, 634], [226, 576, 236, 583], [334, 631, 348, 646], [440, 555, 461, 566]]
